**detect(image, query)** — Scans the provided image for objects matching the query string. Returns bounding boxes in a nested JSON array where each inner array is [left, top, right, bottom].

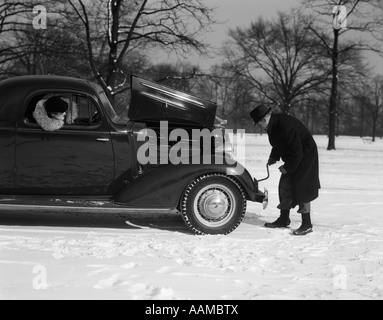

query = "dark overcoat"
[[267, 113, 320, 206]]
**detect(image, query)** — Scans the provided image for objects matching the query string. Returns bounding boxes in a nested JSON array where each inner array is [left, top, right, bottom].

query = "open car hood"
[[129, 75, 217, 128]]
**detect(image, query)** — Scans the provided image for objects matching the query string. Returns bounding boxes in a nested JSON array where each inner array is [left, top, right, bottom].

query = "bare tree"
[[0, 1, 36, 71], [328, 49, 369, 136], [303, 0, 383, 149], [0, 1, 32, 35], [352, 75, 383, 140], [0, 1, 94, 79], [65, 0, 215, 105], [223, 10, 330, 115], [7, 25, 89, 76], [184, 64, 257, 129], [367, 76, 383, 142]]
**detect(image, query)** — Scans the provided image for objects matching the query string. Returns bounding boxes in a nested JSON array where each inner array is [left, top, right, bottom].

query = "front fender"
[[225, 161, 265, 203], [114, 158, 265, 208]]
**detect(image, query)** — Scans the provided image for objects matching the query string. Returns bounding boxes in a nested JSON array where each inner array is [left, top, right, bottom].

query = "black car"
[[0, 75, 267, 235]]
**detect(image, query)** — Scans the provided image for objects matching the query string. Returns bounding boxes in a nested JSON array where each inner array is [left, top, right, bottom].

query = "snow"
[[1, 134, 383, 300]]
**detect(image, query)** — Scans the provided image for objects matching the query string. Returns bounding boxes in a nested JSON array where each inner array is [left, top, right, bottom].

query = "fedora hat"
[[44, 97, 68, 114], [250, 105, 271, 125]]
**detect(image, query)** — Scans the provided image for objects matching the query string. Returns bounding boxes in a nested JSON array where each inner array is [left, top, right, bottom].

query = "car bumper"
[[253, 179, 268, 209]]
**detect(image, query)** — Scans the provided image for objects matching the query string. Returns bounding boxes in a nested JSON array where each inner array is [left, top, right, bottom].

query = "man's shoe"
[[264, 218, 291, 229], [292, 212, 313, 235], [292, 225, 313, 236]]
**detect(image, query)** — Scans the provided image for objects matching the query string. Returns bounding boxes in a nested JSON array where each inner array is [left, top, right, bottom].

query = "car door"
[[0, 106, 16, 195], [14, 92, 114, 196]]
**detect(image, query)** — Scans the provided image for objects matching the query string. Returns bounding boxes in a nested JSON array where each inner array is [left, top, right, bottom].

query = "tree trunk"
[[372, 118, 377, 142], [360, 103, 365, 137], [105, 0, 123, 107], [327, 28, 339, 150]]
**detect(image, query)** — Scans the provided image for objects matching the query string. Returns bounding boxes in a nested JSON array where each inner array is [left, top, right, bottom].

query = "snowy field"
[[1, 134, 383, 300]]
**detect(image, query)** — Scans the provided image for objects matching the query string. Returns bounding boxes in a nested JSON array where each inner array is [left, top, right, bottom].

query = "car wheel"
[[181, 174, 247, 235]]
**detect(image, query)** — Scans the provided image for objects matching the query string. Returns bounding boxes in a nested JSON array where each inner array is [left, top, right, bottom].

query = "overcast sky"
[[205, 0, 301, 38], [155, 0, 383, 73], [154, 0, 301, 68]]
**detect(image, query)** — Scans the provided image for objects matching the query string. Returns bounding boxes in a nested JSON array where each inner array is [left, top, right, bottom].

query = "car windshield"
[[99, 91, 127, 125]]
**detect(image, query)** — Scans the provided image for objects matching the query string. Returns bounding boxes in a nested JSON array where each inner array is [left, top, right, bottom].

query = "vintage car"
[[0, 75, 267, 235]]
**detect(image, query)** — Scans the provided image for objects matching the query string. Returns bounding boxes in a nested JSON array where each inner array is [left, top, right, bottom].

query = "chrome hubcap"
[[200, 190, 229, 220], [194, 184, 236, 226]]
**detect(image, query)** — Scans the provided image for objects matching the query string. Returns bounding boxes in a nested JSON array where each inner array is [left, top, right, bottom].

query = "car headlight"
[[214, 129, 235, 159]]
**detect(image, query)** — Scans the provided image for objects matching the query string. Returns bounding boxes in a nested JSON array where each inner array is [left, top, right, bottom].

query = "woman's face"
[[51, 112, 66, 121]]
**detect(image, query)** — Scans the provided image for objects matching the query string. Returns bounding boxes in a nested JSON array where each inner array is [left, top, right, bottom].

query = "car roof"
[[0, 75, 103, 96]]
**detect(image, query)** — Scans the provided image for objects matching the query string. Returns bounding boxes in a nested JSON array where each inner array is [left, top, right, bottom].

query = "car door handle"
[[96, 138, 110, 142]]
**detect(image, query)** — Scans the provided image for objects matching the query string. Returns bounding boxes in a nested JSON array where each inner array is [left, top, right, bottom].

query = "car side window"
[[71, 94, 101, 126], [24, 93, 72, 131], [24, 92, 102, 130], [24, 94, 45, 124]]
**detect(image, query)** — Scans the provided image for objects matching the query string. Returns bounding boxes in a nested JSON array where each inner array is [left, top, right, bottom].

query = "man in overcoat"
[[250, 105, 320, 236]]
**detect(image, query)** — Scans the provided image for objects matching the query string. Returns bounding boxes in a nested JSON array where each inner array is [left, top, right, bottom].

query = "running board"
[[0, 198, 178, 213]]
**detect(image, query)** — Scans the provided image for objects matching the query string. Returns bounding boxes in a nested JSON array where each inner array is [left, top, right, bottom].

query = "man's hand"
[[267, 158, 277, 166], [279, 165, 288, 175]]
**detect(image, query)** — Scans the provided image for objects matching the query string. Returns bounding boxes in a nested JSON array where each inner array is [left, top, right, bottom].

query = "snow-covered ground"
[[1, 134, 383, 300]]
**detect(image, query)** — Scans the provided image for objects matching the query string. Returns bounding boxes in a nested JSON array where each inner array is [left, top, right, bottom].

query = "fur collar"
[[33, 99, 78, 131], [33, 99, 65, 131]]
